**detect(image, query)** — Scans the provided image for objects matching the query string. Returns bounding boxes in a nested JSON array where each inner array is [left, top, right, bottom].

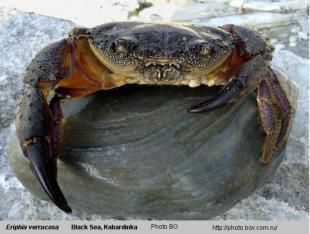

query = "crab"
[[16, 22, 292, 213]]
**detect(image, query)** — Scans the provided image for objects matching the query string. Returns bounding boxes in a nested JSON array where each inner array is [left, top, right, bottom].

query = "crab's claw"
[[16, 86, 72, 213], [26, 138, 72, 213], [188, 80, 242, 113]]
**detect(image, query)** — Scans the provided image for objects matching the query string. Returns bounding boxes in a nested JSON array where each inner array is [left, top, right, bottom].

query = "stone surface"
[[9, 70, 296, 219], [230, 0, 308, 12], [0, 9, 308, 220], [0, 6, 18, 23], [135, 1, 235, 22], [198, 13, 297, 29], [0, 0, 139, 27]]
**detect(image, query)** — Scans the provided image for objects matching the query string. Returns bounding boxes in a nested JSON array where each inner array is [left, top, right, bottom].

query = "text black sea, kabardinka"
[[71, 224, 138, 230]]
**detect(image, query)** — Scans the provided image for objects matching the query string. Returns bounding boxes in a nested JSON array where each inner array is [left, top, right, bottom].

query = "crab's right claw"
[[16, 85, 72, 213], [25, 138, 72, 213]]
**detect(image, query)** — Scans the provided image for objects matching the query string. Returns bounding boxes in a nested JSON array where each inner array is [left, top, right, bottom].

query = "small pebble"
[[291, 26, 300, 34], [289, 36, 297, 47], [298, 31, 308, 40], [275, 43, 286, 50], [149, 14, 163, 22], [298, 18, 309, 35]]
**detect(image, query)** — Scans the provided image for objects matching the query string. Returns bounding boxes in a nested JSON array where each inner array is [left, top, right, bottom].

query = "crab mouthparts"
[[142, 62, 182, 81], [144, 61, 180, 69]]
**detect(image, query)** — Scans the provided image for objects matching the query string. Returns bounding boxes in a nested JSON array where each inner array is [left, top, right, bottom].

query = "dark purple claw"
[[26, 139, 72, 213], [188, 80, 242, 113]]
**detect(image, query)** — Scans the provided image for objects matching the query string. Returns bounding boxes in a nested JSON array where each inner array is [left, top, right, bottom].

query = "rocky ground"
[[0, 0, 308, 220]]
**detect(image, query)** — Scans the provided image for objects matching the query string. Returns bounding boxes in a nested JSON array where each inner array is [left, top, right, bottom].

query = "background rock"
[[0, 0, 139, 27], [0, 0, 308, 220], [229, 0, 308, 12]]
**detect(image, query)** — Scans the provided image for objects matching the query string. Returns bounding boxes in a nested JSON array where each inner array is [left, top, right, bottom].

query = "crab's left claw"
[[186, 23, 293, 165], [188, 80, 242, 113]]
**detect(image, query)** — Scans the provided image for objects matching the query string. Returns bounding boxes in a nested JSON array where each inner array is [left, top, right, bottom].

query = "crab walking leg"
[[188, 68, 292, 164], [256, 80, 280, 164], [265, 69, 292, 147]]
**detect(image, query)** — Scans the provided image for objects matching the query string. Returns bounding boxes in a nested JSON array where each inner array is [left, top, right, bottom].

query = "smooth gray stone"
[[9, 69, 297, 220]]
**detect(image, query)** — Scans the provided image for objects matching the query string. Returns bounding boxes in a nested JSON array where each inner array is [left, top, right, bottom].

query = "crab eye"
[[112, 39, 128, 54], [187, 40, 213, 56], [200, 43, 214, 56], [112, 37, 139, 54], [130, 43, 139, 51]]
